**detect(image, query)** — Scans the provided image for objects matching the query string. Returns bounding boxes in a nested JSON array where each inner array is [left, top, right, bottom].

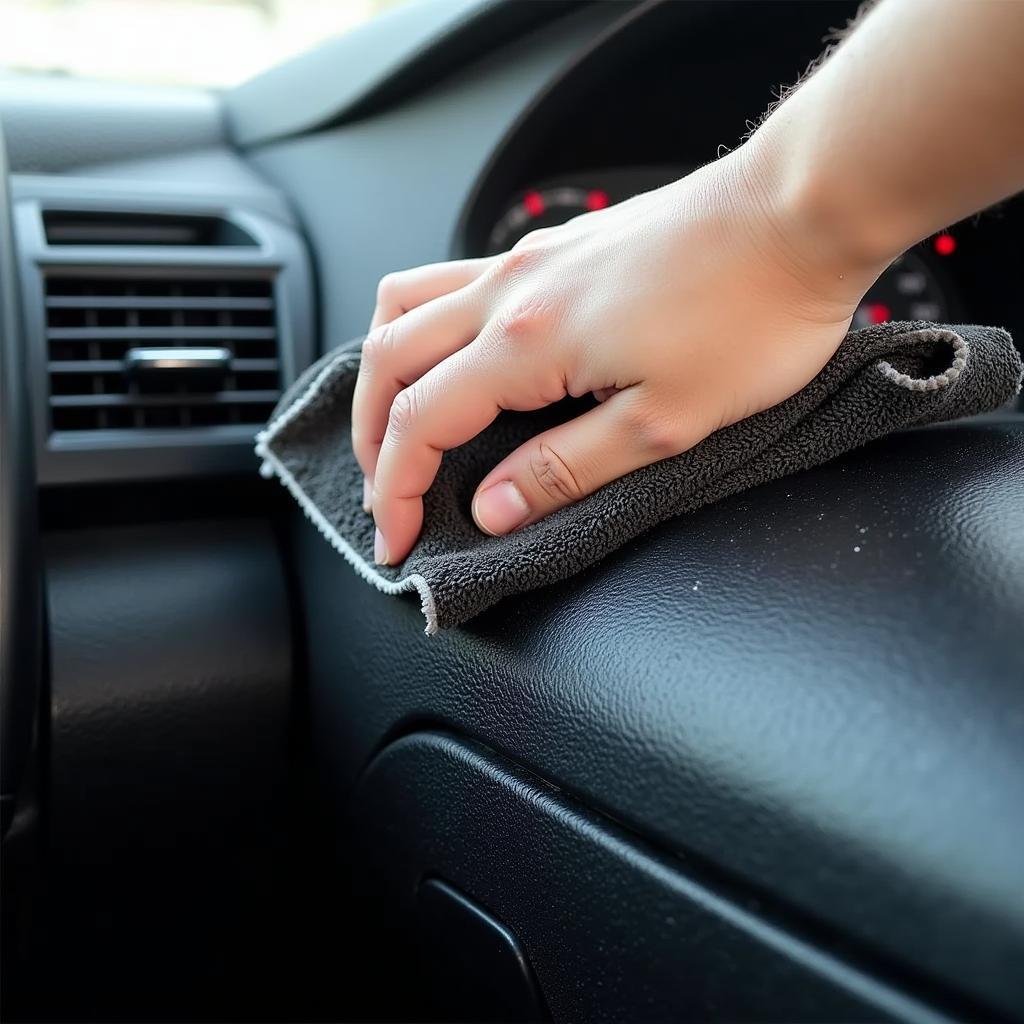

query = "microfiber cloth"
[[256, 322, 1022, 633]]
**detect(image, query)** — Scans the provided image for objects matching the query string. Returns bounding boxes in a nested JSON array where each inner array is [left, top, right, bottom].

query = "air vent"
[[43, 210, 257, 247], [45, 275, 281, 432]]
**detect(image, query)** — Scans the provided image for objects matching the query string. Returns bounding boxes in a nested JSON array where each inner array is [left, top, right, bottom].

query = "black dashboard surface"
[[298, 421, 1024, 1017], [3, 0, 1022, 1019], [253, 2, 1024, 1016]]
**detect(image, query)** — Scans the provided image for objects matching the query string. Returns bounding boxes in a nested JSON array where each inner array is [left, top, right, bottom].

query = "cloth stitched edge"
[[256, 322, 1022, 634]]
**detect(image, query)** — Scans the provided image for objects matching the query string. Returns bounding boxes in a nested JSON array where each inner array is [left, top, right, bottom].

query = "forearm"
[[747, 0, 1024, 298]]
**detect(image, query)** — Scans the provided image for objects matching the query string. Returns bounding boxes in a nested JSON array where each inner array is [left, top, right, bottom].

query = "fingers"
[[369, 259, 493, 330], [471, 391, 711, 536], [355, 259, 494, 498], [351, 288, 484, 493], [369, 341, 513, 565], [369, 303, 571, 565]]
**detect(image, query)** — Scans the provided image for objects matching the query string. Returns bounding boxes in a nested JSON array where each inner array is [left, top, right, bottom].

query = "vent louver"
[[42, 210, 258, 247], [45, 275, 281, 432]]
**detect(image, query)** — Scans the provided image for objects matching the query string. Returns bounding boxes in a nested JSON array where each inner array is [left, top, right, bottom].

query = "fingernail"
[[374, 528, 390, 565], [473, 480, 530, 536], [362, 477, 373, 514]]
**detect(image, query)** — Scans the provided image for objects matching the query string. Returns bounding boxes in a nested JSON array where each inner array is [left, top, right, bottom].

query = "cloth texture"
[[256, 321, 1022, 633]]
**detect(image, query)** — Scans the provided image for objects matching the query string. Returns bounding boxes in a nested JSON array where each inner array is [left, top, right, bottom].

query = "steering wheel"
[[0, 117, 42, 835]]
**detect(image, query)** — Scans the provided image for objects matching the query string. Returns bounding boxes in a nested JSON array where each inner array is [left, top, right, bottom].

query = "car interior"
[[2, 1, 1023, 1021]]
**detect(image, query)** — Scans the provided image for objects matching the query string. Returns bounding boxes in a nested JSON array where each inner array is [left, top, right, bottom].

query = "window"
[[0, 0, 412, 88]]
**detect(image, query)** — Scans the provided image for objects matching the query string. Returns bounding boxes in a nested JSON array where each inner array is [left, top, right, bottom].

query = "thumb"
[[471, 390, 703, 536]]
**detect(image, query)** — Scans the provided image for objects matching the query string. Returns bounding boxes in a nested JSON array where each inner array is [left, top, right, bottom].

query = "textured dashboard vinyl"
[[352, 732, 952, 1023], [296, 420, 1024, 1018]]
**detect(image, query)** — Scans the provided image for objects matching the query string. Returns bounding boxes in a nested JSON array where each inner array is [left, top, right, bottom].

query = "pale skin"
[[353, 0, 1024, 567]]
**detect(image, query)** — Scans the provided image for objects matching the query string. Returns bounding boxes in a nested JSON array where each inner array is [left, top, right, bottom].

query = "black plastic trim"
[[353, 731, 963, 1023], [30, 519, 293, 1020], [11, 175, 315, 484], [0, 118, 43, 831]]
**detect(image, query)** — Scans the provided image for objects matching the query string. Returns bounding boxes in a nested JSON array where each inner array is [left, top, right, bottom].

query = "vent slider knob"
[[124, 347, 232, 374]]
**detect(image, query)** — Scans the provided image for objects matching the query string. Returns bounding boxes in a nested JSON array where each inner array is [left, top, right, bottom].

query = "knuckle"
[[495, 243, 543, 281], [375, 271, 403, 305], [492, 294, 560, 345], [515, 227, 554, 250], [362, 321, 395, 367], [387, 387, 418, 438], [528, 443, 584, 504]]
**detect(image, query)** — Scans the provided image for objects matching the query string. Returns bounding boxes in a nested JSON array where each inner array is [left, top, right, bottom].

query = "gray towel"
[[256, 322, 1022, 633]]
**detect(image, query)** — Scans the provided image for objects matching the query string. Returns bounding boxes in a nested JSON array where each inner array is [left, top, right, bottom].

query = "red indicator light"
[[523, 191, 545, 217], [586, 189, 611, 211], [934, 233, 956, 256], [867, 302, 891, 324]]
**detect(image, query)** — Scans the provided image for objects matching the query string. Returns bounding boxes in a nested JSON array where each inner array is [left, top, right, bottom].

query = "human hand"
[[352, 143, 884, 566]]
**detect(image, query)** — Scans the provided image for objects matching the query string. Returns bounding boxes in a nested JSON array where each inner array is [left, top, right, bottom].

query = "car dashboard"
[[1, 2, 1022, 1022]]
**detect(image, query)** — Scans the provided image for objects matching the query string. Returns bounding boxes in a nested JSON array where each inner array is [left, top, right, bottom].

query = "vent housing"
[[45, 274, 281, 433], [13, 188, 314, 484]]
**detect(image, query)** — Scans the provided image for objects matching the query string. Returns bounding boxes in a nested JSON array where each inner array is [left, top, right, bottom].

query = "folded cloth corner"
[[256, 321, 1022, 634]]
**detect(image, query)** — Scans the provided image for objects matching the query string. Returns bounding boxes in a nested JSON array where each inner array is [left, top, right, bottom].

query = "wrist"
[[733, 120, 900, 308]]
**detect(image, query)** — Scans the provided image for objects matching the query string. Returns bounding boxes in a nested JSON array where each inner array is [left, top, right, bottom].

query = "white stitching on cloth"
[[254, 348, 440, 635], [876, 328, 968, 391]]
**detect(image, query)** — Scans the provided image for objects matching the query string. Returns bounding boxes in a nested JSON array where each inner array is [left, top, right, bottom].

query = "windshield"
[[1, 0, 411, 89]]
